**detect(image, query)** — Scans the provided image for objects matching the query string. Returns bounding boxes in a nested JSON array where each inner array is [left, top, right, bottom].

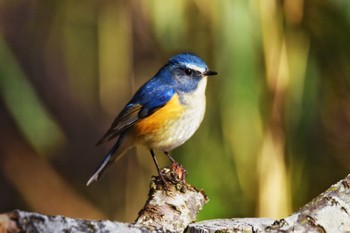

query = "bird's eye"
[[184, 68, 193, 76]]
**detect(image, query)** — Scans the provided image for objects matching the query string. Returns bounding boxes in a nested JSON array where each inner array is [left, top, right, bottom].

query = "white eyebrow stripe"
[[183, 63, 206, 73]]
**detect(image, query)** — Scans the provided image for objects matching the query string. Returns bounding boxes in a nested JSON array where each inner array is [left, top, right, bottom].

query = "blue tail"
[[86, 137, 122, 186]]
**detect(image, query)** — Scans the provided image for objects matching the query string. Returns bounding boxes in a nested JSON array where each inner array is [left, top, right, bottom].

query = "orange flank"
[[135, 94, 184, 136]]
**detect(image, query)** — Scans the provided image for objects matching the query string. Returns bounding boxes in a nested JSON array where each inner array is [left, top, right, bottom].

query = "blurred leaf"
[[0, 35, 65, 155]]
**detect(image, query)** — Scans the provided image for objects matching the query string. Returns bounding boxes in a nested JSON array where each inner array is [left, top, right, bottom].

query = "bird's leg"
[[164, 151, 176, 164], [150, 149, 167, 184]]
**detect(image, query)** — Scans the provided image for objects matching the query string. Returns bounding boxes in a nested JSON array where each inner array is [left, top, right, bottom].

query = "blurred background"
[[1, 0, 350, 222]]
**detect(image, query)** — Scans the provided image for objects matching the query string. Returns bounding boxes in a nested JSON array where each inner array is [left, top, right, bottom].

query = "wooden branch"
[[2, 167, 350, 232], [0, 163, 208, 233], [135, 163, 208, 232], [0, 210, 149, 233], [189, 173, 350, 232]]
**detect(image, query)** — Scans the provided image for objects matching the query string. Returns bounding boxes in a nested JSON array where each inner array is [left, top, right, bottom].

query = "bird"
[[87, 52, 217, 186]]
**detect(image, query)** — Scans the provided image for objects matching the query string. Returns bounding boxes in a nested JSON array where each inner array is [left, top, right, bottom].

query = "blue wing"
[[96, 79, 175, 145]]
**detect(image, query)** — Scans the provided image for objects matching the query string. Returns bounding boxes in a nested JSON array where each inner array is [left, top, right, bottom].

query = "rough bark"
[[0, 163, 208, 233], [135, 163, 208, 232], [2, 170, 350, 232], [0, 210, 149, 233], [189, 173, 350, 233]]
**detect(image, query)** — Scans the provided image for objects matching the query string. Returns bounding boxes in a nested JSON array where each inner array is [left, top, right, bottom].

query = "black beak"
[[204, 70, 218, 76]]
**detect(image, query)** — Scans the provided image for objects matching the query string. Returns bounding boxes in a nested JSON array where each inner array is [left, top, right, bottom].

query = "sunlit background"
[[1, 0, 350, 222]]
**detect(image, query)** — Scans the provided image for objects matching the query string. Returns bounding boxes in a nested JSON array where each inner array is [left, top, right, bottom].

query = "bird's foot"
[[169, 162, 187, 182], [152, 163, 187, 191]]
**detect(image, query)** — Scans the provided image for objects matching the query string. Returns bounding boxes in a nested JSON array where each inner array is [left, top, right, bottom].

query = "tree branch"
[[2, 168, 350, 232], [0, 163, 208, 233], [135, 163, 208, 232], [189, 173, 350, 232]]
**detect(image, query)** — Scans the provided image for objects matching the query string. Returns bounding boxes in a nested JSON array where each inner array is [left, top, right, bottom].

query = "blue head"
[[159, 53, 217, 93]]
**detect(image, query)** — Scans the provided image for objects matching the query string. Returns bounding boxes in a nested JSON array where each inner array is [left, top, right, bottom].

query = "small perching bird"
[[87, 53, 217, 186]]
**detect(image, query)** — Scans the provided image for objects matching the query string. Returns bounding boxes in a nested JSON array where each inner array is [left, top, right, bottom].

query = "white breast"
[[152, 77, 208, 151]]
